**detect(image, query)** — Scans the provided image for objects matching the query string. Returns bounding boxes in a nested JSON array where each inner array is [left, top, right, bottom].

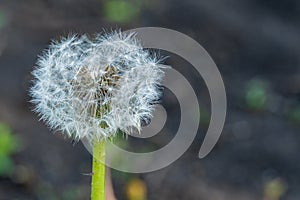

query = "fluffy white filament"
[[30, 32, 166, 142]]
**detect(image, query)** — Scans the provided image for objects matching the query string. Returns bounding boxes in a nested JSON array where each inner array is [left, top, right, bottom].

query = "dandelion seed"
[[30, 31, 166, 143]]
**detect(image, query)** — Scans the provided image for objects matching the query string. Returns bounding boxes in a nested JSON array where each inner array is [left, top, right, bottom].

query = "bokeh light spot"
[[103, 0, 141, 23]]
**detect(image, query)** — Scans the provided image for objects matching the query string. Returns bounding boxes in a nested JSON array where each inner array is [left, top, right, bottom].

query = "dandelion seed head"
[[30, 31, 166, 142]]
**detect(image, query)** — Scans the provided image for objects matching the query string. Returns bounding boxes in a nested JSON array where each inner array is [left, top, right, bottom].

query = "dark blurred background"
[[0, 0, 300, 199]]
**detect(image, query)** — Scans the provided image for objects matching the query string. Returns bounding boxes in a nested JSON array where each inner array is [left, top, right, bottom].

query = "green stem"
[[91, 139, 106, 200]]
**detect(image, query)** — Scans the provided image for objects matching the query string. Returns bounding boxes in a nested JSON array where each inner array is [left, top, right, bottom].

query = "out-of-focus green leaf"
[[103, 0, 141, 23], [245, 80, 267, 111], [0, 123, 20, 155], [0, 11, 6, 29], [0, 152, 14, 177], [288, 106, 300, 123]]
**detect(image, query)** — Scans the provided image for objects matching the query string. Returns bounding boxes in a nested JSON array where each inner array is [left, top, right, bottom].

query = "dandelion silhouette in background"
[[30, 31, 166, 200]]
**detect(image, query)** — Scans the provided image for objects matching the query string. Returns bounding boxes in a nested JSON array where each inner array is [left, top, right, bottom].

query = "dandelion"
[[30, 31, 166, 200]]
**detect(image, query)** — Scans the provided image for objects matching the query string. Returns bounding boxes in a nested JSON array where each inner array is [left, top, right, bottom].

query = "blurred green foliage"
[[0, 152, 14, 176], [0, 10, 6, 29], [245, 79, 267, 111], [0, 123, 20, 154], [0, 123, 20, 177], [288, 106, 300, 123], [103, 0, 143, 23]]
